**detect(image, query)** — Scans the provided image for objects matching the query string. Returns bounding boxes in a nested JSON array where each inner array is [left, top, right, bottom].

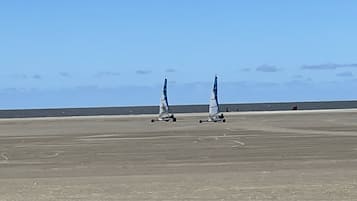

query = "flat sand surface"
[[1, 110, 357, 200]]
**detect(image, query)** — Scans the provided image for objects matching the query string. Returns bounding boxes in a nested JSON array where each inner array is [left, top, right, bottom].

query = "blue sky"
[[1, 0, 357, 109]]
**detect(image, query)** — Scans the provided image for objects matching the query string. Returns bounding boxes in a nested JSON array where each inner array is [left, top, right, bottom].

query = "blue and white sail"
[[159, 78, 170, 117], [209, 75, 220, 118], [199, 75, 225, 123]]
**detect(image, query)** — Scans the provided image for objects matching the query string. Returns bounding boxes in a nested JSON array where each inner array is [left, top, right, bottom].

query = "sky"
[[1, 0, 357, 109]]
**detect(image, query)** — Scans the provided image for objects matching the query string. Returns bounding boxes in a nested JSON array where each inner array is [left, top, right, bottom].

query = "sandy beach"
[[0, 109, 357, 200]]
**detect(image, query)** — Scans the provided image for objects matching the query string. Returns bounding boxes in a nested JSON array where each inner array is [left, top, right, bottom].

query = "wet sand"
[[0, 109, 357, 200]]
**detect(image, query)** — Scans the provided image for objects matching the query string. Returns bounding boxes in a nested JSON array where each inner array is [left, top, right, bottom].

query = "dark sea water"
[[1, 100, 357, 118]]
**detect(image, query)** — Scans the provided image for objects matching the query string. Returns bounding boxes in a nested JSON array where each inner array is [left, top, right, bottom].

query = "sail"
[[159, 78, 170, 116], [209, 76, 219, 116]]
